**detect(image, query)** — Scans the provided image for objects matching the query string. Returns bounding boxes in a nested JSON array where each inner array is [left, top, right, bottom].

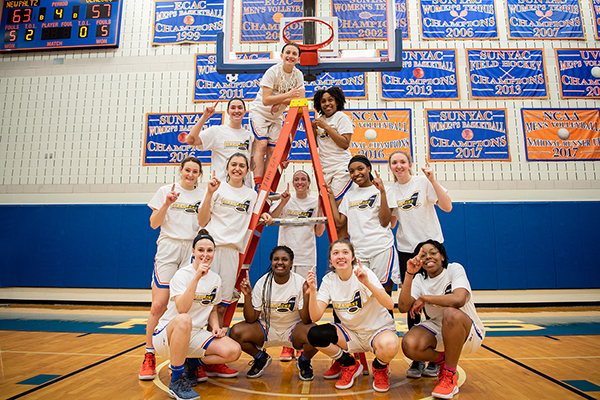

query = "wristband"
[[407, 272, 415, 276]]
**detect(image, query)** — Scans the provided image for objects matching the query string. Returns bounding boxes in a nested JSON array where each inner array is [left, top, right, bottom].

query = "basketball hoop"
[[282, 18, 335, 66]]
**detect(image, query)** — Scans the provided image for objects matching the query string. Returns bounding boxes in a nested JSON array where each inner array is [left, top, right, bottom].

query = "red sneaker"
[[196, 366, 208, 383], [323, 360, 342, 380], [372, 362, 390, 392], [335, 362, 363, 390], [432, 368, 458, 399], [138, 353, 156, 380], [279, 346, 294, 361], [296, 350, 303, 359], [203, 363, 239, 378]]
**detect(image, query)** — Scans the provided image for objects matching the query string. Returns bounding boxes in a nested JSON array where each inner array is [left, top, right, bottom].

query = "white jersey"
[[316, 111, 353, 175], [276, 195, 319, 266], [411, 262, 485, 336], [250, 63, 305, 121], [205, 182, 257, 251], [252, 271, 305, 332], [198, 125, 253, 188], [338, 185, 396, 261], [156, 264, 222, 331], [388, 176, 446, 253], [317, 268, 394, 333], [148, 183, 206, 241]]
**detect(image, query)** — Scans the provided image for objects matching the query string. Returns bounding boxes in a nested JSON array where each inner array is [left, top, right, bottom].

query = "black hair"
[[412, 240, 449, 279], [348, 154, 374, 182], [261, 245, 295, 334], [181, 156, 202, 172], [313, 86, 346, 116], [225, 152, 249, 182], [282, 42, 301, 56], [227, 97, 246, 111], [193, 229, 215, 248]]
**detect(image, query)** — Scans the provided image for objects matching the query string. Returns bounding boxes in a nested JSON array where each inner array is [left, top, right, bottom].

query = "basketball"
[[177, 132, 188, 143], [413, 68, 425, 79], [462, 128, 474, 140], [557, 128, 570, 140], [183, 16, 194, 25], [364, 129, 377, 141], [591, 66, 600, 78]]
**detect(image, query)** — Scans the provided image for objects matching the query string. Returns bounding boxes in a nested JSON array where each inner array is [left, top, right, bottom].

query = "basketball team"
[[138, 43, 485, 400]]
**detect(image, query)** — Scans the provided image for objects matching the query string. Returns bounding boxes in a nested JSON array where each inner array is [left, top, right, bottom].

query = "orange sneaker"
[[279, 346, 294, 361], [138, 353, 156, 380], [203, 363, 239, 378], [323, 360, 342, 379], [335, 362, 363, 390], [372, 362, 390, 392], [432, 368, 458, 399]]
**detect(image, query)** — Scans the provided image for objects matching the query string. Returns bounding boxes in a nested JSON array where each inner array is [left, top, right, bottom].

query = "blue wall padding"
[[0, 202, 598, 290]]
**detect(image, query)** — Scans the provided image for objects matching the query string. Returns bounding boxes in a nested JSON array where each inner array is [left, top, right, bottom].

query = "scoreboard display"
[[1, 0, 123, 53]]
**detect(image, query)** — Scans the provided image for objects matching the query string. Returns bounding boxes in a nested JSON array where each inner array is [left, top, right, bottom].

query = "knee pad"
[[307, 324, 338, 348]]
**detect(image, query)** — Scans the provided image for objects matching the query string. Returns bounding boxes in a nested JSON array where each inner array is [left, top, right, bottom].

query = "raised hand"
[[407, 247, 423, 276], [354, 259, 368, 284], [306, 266, 318, 291], [195, 261, 211, 280], [207, 170, 221, 194], [203, 100, 219, 118], [239, 270, 252, 296], [280, 183, 291, 202], [372, 169, 384, 192], [287, 85, 302, 100], [165, 183, 180, 206], [421, 158, 435, 182]]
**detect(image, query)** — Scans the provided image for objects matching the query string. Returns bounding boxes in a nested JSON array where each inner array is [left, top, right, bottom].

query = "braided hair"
[[260, 245, 294, 334]]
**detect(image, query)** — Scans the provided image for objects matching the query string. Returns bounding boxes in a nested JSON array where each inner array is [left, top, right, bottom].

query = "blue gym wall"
[[1, 201, 598, 291]]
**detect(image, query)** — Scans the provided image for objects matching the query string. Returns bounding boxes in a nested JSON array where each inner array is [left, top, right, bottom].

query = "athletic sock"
[[145, 347, 155, 354], [337, 351, 356, 367], [171, 364, 184, 382], [434, 352, 445, 364], [254, 350, 266, 360], [444, 365, 457, 374], [299, 353, 309, 363], [373, 358, 388, 370]]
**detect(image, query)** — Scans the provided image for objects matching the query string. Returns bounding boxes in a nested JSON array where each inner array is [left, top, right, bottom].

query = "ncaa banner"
[[397, 0, 410, 39], [556, 49, 600, 99], [466, 49, 549, 99], [426, 109, 510, 162], [240, 0, 303, 42], [304, 72, 367, 99], [346, 109, 412, 163], [332, 0, 388, 40], [506, 0, 584, 39], [152, 0, 224, 45], [194, 52, 271, 102], [593, 0, 600, 39], [419, 0, 498, 40], [521, 109, 600, 161], [143, 112, 224, 166], [379, 49, 459, 101]]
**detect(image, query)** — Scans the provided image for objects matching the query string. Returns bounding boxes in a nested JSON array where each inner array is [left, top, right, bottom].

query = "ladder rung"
[[264, 217, 329, 226]]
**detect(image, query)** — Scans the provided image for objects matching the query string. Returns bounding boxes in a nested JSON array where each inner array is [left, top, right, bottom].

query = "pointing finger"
[[213, 100, 219, 109], [171, 183, 175, 191], [212, 170, 216, 179], [374, 169, 380, 178]]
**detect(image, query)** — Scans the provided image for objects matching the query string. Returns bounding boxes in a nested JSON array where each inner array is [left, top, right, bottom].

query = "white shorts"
[[211, 245, 240, 306], [153, 324, 215, 359], [418, 319, 485, 356], [324, 169, 353, 202], [360, 246, 401, 286], [153, 238, 193, 289], [250, 111, 283, 145], [258, 320, 301, 349], [335, 322, 397, 354]]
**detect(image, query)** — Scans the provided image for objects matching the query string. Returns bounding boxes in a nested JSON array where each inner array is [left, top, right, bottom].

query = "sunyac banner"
[[152, 0, 224, 45], [379, 49, 459, 100], [194, 52, 271, 102], [521, 109, 600, 161], [332, 0, 388, 40], [426, 109, 510, 161], [304, 72, 367, 99], [506, 0, 584, 39], [240, 0, 302, 42], [466, 49, 548, 99], [419, 0, 498, 40], [592, 0, 600, 39], [397, 0, 410, 39], [143, 112, 223, 166], [556, 49, 600, 99]]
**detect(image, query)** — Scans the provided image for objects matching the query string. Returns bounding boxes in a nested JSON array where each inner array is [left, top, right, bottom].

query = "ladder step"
[[264, 217, 329, 226]]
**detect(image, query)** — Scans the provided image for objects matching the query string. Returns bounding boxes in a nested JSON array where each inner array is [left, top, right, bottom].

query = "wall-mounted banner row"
[[152, 0, 224, 45], [505, 0, 585, 39], [419, 0, 498, 39]]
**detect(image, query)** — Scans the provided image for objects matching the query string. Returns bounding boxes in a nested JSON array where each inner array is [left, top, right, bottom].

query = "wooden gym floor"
[[1, 305, 599, 400]]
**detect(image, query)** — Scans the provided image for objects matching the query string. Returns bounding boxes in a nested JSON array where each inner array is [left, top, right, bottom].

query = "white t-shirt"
[[148, 183, 206, 241], [387, 176, 446, 253], [156, 264, 222, 331], [411, 262, 485, 336], [317, 268, 394, 333], [252, 271, 305, 332], [205, 182, 257, 251], [276, 195, 319, 266], [316, 111, 353, 175], [250, 63, 305, 121], [198, 125, 253, 188], [338, 185, 396, 260]]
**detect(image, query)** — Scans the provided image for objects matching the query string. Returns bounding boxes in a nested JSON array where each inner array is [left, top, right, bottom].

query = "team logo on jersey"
[[171, 201, 201, 215], [333, 290, 362, 314], [287, 208, 315, 219], [195, 287, 218, 305], [349, 194, 378, 211], [398, 192, 421, 211], [444, 283, 452, 295], [268, 296, 297, 313], [221, 198, 251, 214], [224, 140, 250, 152]]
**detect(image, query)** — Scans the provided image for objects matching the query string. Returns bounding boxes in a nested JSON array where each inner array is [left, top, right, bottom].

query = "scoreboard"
[[1, 0, 123, 53]]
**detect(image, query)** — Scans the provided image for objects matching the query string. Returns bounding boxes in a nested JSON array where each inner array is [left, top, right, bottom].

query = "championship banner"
[[346, 109, 412, 163], [397, 0, 410, 39], [194, 52, 271, 102], [304, 72, 367, 99], [466, 49, 548, 99], [240, 0, 302, 42], [521, 108, 600, 161], [152, 0, 224, 45], [506, 0, 584, 39], [379, 49, 459, 101], [419, 0, 498, 40], [143, 112, 224, 166], [332, 0, 388, 40], [426, 109, 510, 161], [556, 49, 600, 99], [279, 110, 317, 162], [593, 0, 600, 39]]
